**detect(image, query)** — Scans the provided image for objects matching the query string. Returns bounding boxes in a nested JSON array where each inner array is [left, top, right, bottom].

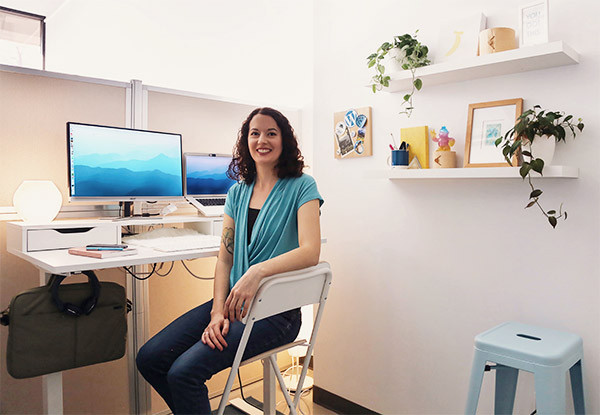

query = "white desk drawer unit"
[[7, 222, 120, 253]]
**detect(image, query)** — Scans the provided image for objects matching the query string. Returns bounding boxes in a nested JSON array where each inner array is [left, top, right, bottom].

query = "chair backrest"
[[243, 262, 332, 324]]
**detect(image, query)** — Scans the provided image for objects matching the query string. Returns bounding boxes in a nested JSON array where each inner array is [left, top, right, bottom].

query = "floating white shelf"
[[384, 166, 579, 180], [385, 41, 579, 92]]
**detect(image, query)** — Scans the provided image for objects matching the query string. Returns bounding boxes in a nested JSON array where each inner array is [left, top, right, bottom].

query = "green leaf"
[[521, 150, 532, 157], [530, 189, 543, 198], [377, 64, 385, 74], [531, 158, 544, 174], [372, 84, 377, 93], [368, 59, 376, 68], [548, 216, 557, 228], [414, 78, 422, 90], [525, 201, 536, 209], [494, 137, 503, 147], [547, 210, 556, 215], [403, 94, 411, 102], [520, 163, 532, 178]]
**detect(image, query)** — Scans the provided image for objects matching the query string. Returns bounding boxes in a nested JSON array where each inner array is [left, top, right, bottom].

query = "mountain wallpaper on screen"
[[73, 153, 182, 197]]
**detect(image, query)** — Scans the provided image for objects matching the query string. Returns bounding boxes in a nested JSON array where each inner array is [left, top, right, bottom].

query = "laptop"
[[184, 153, 237, 216]]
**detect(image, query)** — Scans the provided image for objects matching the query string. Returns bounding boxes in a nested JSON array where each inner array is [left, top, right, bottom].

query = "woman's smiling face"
[[248, 114, 282, 169]]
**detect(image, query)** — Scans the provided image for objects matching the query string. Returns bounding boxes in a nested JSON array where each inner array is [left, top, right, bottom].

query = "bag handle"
[[50, 270, 101, 316]]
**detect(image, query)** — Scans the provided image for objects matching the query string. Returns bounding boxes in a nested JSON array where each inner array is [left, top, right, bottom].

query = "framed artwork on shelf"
[[333, 107, 372, 159], [464, 98, 523, 168], [518, 0, 549, 47]]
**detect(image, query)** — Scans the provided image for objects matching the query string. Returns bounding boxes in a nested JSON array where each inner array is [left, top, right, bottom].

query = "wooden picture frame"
[[464, 98, 523, 168], [518, 0, 549, 47]]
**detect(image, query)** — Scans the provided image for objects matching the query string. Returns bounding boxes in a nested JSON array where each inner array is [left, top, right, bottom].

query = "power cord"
[[180, 260, 215, 280], [155, 262, 174, 277], [122, 263, 157, 280]]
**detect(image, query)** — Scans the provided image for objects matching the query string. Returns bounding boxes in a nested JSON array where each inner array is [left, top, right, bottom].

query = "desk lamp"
[[13, 180, 62, 223]]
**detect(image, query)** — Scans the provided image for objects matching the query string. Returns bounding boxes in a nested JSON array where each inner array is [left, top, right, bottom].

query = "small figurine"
[[431, 126, 455, 151]]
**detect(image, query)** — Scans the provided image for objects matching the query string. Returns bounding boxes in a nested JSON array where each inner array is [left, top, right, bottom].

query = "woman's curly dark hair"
[[227, 107, 304, 184]]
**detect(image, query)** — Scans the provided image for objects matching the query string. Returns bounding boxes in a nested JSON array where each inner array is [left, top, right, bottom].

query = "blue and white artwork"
[[69, 124, 183, 198]]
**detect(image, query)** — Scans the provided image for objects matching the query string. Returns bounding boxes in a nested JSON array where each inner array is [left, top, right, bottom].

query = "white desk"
[[6, 215, 221, 415]]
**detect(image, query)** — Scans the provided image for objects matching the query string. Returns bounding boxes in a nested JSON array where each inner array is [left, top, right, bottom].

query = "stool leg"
[[494, 365, 519, 415], [569, 360, 585, 414], [534, 368, 567, 415], [465, 351, 487, 414]]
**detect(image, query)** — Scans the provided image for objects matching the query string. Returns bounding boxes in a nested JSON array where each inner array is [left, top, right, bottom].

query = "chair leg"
[[269, 355, 297, 415], [534, 368, 567, 415], [494, 365, 519, 415], [569, 360, 585, 414], [263, 357, 277, 415], [465, 351, 487, 414], [217, 324, 254, 415]]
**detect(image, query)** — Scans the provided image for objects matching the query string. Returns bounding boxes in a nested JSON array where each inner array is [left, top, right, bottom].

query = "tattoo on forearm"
[[222, 227, 234, 255]]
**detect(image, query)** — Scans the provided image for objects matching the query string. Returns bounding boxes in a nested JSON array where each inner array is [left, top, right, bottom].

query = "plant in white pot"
[[495, 105, 584, 228], [366, 31, 430, 117]]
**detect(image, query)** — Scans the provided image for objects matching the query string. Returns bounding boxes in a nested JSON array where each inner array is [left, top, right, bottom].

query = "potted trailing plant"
[[495, 105, 584, 228], [366, 31, 430, 117]]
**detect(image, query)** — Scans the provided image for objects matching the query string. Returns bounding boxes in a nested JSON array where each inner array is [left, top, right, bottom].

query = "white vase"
[[523, 134, 556, 165], [385, 47, 409, 72]]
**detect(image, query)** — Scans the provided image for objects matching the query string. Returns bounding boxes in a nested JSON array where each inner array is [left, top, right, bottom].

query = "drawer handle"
[[54, 227, 94, 234]]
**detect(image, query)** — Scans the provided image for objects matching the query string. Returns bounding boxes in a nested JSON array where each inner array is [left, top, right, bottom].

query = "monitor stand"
[[113, 201, 162, 221]]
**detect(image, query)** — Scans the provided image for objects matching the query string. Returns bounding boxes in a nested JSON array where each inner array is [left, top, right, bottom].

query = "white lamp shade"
[[13, 180, 63, 223]]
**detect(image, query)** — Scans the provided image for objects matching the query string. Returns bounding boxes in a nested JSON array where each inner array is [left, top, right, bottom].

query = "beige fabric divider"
[[0, 70, 129, 414]]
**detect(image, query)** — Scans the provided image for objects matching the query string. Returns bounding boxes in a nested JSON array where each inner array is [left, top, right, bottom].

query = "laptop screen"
[[184, 153, 237, 196]]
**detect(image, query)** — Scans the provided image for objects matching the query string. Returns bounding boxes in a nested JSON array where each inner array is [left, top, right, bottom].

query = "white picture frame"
[[519, 0, 549, 47]]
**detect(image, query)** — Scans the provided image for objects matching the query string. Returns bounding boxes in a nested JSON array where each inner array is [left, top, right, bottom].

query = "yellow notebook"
[[400, 126, 429, 168]]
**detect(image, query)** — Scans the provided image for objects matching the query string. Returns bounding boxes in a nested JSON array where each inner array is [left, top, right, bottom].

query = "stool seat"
[[466, 321, 586, 415], [476, 321, 583, 367]]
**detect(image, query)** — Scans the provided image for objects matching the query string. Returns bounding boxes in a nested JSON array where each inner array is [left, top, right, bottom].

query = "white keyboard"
[[123, 227, 221, 252]]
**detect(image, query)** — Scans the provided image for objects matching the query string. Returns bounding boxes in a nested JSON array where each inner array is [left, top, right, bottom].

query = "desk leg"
[[42, 372, 63, 415], [40, 271, 64, 415], [263, 359, 276, 415], [127, 265, 151, 415]]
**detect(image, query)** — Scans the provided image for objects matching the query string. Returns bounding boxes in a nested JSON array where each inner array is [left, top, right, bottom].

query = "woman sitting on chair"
[[136, 107, 323, 414]]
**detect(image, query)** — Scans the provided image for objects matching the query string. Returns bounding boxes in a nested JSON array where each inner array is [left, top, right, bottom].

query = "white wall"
[[312, 0, 599, 413], [0, 0, 313, 109]]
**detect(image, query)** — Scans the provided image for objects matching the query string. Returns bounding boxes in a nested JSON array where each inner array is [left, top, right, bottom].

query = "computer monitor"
[[67, 122, 184, 201], [184, 153, 236, 196]]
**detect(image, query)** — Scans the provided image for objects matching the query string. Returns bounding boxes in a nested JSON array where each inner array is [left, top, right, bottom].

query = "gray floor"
[[208, 369, 336, 415]]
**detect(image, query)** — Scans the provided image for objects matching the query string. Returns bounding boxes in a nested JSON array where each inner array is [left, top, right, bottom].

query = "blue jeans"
[[136, 299, 301, 415]]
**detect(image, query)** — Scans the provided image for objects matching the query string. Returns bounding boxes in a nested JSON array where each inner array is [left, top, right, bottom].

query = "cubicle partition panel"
[[0, 67, 131, 414]]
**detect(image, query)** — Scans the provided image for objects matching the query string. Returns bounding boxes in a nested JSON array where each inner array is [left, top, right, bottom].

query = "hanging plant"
[[495, 105, 584, 228], [366, 31, 430, 117]]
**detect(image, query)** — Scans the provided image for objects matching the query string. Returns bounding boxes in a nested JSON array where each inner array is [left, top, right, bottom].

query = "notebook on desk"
[[184, 153, 237, 217]]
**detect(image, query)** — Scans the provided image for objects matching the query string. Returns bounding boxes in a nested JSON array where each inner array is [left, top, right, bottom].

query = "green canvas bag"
[[1, 271, 127, 379]]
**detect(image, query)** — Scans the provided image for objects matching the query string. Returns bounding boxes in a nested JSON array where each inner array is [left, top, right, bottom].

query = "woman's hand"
[[202, 312, 230, 351], [224, 264, 262, 321]]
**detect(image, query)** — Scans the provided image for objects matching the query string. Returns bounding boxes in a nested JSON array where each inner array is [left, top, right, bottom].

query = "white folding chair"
[[216, 262, 333, 415]]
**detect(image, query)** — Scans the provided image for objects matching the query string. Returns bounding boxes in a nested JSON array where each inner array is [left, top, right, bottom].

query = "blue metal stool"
[[465, 322, 585, 414]]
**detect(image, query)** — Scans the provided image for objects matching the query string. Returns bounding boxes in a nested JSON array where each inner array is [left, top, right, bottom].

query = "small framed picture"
[[519, 0, 549, 47], [464, 98, 523, 168]]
